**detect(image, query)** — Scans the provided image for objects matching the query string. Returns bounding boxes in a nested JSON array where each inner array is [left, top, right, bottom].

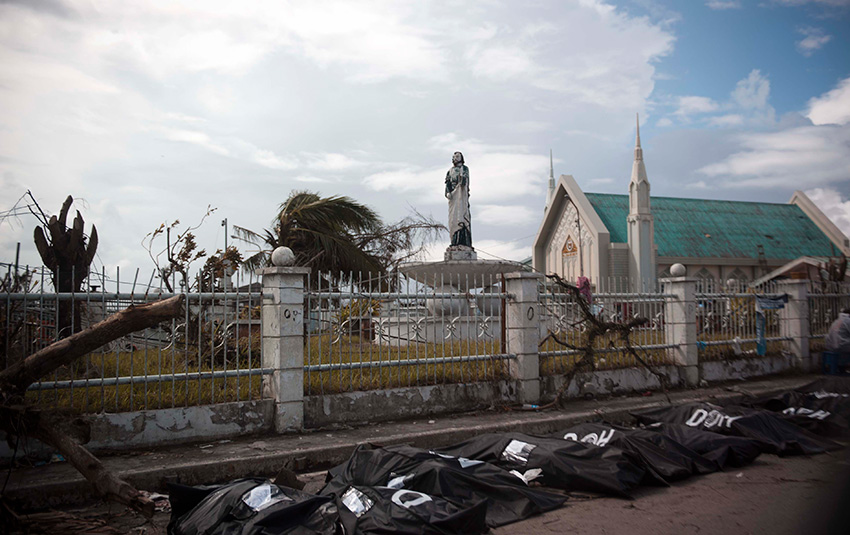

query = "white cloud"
[[294, 175, 333, 183], [303, 153, 369, 171], [708, 114, 744, 127], [675, 96, 719, 117], [473, 239, 533, 262], [806, 76, 850, 126], [158, 127, 299, 170], [470, 46, 536, 81], [796, 27, 831, 57], [771, 0, 850, 6], [464, 0, 674, 109], [805, 188, 850, 239], [731, 69, 772, 110], [476, 204, 536, 226], [656, 117, 673, 127], [663, 69, 776, 127], [706, 1, 742, 9], [698, 124, 850, 188]]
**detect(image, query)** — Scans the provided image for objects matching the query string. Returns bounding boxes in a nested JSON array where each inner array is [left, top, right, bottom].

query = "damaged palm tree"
[[0, 295, 184, 518], [33, 196, 98, 338], [538, 273, 671, 408]]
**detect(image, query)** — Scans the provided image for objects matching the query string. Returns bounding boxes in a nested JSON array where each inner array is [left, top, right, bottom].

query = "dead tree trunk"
[[0, 295, 184, 518]]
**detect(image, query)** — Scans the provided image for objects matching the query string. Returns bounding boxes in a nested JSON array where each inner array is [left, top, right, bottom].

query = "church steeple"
[[634, 113, 643, 161], [630, 113, 650, 214], [631, 113, 648, 190], [545, 149, 556, 212], [627, 113, 656, 290]]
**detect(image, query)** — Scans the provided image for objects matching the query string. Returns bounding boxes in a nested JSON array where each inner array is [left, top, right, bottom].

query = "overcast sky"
[[1, 0, 849, 287]]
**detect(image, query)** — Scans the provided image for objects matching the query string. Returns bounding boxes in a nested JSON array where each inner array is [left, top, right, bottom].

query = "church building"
[[532, 117, 850, 291]]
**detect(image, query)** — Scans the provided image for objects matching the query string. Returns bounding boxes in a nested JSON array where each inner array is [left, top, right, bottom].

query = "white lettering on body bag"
[[782, 407, 831, 420], [562, 428, 615, 447], [685, 408, 743, 429], [391, 489, 433, 509]]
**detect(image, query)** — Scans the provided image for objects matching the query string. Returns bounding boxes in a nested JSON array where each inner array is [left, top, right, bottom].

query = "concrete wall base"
[[699, 354, 794, 383], [540, 366, 682, 402], [1, 399, 274, 462], [303, 381, 519, 428]]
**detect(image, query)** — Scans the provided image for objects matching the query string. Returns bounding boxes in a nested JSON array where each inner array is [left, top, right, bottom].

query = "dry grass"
[[304, 334, 509, 394], [24, 346, 264, 413]]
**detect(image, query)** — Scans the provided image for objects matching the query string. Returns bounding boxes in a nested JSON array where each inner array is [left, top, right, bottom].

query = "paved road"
[[494, 446, 850, 535]]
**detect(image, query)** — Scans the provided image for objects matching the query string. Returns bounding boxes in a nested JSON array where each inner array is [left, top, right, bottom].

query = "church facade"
[[532, 118, 850, 291]]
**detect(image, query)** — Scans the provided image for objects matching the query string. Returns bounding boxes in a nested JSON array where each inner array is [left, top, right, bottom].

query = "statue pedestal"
[[444, 245, 477, 261]]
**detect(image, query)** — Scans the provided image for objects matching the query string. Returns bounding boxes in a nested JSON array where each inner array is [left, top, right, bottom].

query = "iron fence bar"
[[540, 343, 679, 357], [1, 292, 263, 300], [305, 291, 510, 300], [698, 336, 792, 346], [26, 368, 275, 391], [305, 354, 515, 372]]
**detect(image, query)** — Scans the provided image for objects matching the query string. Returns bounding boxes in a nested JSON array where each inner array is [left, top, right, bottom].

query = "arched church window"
[[657, 267, 672, 293], [728, 268, 748, 284], [695, 267, 715, 292]]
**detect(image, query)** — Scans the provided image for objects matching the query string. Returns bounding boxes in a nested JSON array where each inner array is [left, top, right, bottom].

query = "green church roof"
[[585, 193, 838, 260]]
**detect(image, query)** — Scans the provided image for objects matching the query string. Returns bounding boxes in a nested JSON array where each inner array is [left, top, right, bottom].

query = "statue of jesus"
[[445, 151, 472, 247]]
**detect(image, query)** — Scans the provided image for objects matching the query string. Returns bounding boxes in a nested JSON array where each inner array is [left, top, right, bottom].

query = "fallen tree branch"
[[535, 274, 672, 408], [27, 411, 155, 517], [0, 295, 184, 396], [0, 296, 184, 518]]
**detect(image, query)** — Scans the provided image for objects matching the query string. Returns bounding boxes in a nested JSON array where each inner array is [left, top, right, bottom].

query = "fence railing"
[[807, 280, 850, 352], [4, 262, 848, 423], [303, 271, 512, 395], [696, 280, 788, 361], [2, 266, 266, 413]]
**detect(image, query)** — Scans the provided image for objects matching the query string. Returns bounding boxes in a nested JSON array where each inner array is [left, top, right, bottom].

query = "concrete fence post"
[[661, 276, 699, 387], [778, 280, 810, 371], [504, 271, 543, 404], [259, 266, 310, 433]]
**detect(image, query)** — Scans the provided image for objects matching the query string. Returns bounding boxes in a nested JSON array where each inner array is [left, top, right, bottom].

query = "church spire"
[[545, 149, 556, 211], [634, 113, 643, 161], [627, 112, 655, 291], [548, 149, 555, 191], [630, 114, 648, 186]]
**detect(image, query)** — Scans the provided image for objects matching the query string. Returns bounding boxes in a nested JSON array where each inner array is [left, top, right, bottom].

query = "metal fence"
[[538, 280, 673, 375], [303, 271, 512, 395], [6, 260, 849, 415], [695, 280, 788, 360], [1, 265, 266, 413], [808, 280, 850, 352]]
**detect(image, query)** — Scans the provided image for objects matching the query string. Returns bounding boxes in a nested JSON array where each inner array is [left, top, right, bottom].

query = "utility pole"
[[222, 218, 228, 250]]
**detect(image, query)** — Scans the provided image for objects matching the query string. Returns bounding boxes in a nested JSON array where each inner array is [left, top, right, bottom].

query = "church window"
[[562, 235, 578, 257], [695, 268, 715, 292]]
